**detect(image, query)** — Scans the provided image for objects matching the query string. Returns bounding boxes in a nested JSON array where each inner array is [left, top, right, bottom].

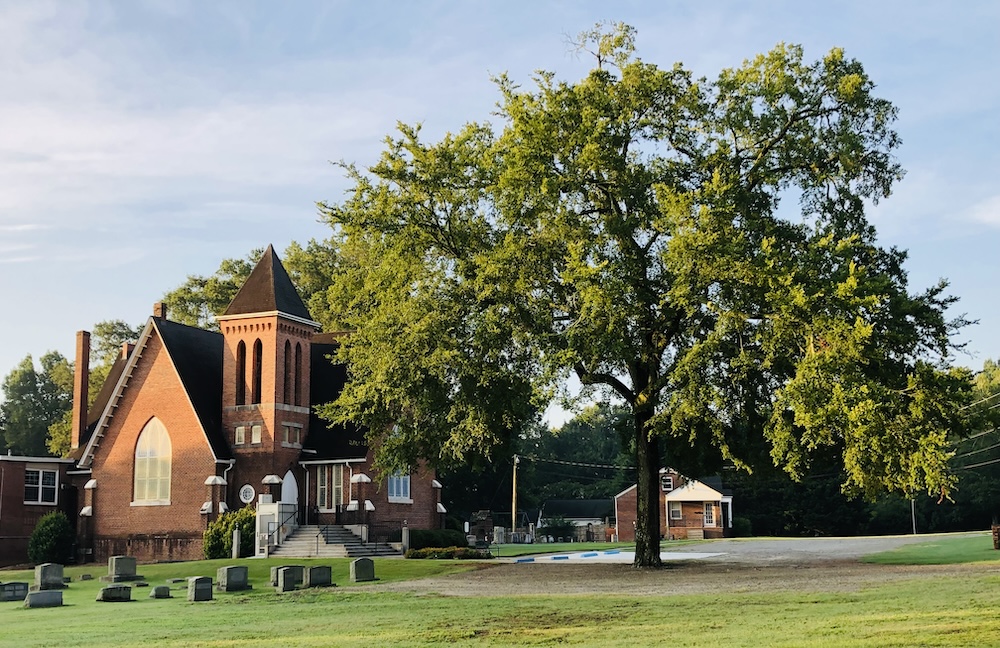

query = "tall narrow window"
[[703, 502, 715, 526], [235, 341, 246, 406], [294, 343, 303, 407], [317, 465, 343, 510], [283, 340, 292, 404], [252, 339, 263, 405], [134, 418, 171, 504]]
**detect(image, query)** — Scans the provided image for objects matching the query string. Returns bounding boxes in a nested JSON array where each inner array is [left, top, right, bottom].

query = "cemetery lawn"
[[862, 532, 1000, 565], [3, 555, 1000, 647]]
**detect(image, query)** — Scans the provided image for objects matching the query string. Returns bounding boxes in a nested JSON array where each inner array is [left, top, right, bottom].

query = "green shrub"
[[538, 515, 575, 541], [203, 506, 256, 559], [405, 546, 493, 559], [733, 517, 753, 538], [28, 511, 74, 564], [409, 528, 468, 550]]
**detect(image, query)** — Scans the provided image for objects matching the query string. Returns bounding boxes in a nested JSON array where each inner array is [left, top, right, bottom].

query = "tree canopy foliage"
[[313, 24, 971, 567], [0, 352, 73, 456]]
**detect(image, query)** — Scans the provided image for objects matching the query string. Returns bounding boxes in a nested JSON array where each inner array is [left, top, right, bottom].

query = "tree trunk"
[[633, 407, 662, 568]]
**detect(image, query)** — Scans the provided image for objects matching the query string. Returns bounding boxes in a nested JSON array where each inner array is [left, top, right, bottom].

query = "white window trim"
[[130, 500, 171, 507], [703, 502, 716, 527], [668, 501, 682, 520], [251, 424, 262, 445], [661, 475, 674, 491], [24, 467, 58, 505], [235, 425, 246, 445]]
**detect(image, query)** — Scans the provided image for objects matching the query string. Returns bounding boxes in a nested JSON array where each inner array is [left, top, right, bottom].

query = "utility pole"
[[511, 454, 519, 543]]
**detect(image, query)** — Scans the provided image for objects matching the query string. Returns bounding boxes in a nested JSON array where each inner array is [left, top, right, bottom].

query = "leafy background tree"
[[0, 352, 73, 456]]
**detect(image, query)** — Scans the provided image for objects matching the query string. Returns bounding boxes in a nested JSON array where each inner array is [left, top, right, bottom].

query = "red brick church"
[[49, 246, 441, 562]]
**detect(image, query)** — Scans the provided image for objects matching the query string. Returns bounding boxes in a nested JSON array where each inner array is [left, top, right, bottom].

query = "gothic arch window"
[[283, 340, 292, 404], [134, 418, 171, 504], [252, 339, 263, 405], [235, 341, 246, 406], [294, 342, 303, 407]]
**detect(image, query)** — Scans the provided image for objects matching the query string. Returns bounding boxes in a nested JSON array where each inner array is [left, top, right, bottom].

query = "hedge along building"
[[66, 246, 443, 563]]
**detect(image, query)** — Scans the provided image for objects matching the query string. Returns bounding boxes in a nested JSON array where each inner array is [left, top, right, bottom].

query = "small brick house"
[[61, 245, 443, 563], [0, 455, 78, 567], [614, 468, 733, 541]]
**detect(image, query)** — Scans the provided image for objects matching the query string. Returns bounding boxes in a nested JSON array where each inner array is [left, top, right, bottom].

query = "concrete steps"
[[269, 525, 401, 558]]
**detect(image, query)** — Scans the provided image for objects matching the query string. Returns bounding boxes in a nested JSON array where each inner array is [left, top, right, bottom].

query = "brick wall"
[[87, 332, 219, 562]]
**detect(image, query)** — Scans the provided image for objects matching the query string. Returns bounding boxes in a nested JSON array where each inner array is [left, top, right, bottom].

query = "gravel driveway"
[[373, 532, 994, 597]]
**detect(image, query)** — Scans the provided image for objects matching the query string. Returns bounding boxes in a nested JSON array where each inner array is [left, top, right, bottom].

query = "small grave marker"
[[350, 558, 375, 583], [96, 584, 132, 602], [34, 563, 65, 590], [187, 576, 213, 602], [276, 567, 298, 592], [304, 566, 332, 588], [216, 566, 251, 592], [1, 582, 29, 602], [24, 590, 63, 608], [270, 565, 302, 587], [149, 585, 172, 599]]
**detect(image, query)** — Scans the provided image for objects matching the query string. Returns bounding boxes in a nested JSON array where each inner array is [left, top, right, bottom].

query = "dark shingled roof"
[[223, 244, 313, 321], [154, 318, 231, 461], [302, 337, 368, 461], [541, 499, 615, 520]]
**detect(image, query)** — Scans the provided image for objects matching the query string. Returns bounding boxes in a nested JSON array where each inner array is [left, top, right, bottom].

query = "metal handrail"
[[265, 508, 298, 548]]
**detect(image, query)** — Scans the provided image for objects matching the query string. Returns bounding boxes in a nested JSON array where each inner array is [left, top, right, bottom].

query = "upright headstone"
[[216, 566, 251, 592], [149, 585, 172, 599], [1, 582, 29, 602], [24, 590, 63, 608], [105, 555, 139, 582], [350, 558, 375, 583], [96, 584, 132, 602], [34, 563, 65, 590], [187, 576, 213, 602], [270, 565, 303, 587], [276, 567, 297, 592], [304, 566, 332, 588]]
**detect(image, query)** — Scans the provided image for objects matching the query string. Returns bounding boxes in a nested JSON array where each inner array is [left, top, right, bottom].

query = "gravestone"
[[80, 574, 93, 581], [350, 558, 375, 583], [216, 566, 251, 592], [187, 576, 213, 602], [304, 566, 332, 588], [34, 563, 65, 590], [276, 567, 298, 592], [1, 582, 29, 602], [149, 585, 172, 599], [96, 584, 132, 602], [270, 565, 303, 587], [24, 590, 63, 608], [103, 555, 142, 582]]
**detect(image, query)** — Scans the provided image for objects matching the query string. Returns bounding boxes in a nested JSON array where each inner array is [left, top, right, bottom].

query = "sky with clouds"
[[2, 1, 998, 414]]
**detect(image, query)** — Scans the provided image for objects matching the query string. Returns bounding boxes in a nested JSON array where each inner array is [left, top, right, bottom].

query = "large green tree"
[[0, 352, 73, 456], [314, 25, 970, 567]]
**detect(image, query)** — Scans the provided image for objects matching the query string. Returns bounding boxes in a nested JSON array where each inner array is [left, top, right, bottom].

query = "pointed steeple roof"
[[223, 244, 314, 321]]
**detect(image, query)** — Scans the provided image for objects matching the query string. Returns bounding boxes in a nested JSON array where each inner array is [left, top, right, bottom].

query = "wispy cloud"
[[966, 195, 1000, 228]]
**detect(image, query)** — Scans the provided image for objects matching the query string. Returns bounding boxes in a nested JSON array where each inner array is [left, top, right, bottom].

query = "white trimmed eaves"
[[79, 318, 156, 468], [614, 483, 637, 499]]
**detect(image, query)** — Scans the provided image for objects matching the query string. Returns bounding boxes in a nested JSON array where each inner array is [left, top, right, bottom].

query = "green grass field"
[[3, 537, 1000, 647], [863, 531, 1000, 565]]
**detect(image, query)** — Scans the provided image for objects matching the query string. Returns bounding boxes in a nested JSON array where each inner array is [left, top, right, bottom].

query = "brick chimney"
[[71, 331, 91, 450], [153, 301, 167, 319]]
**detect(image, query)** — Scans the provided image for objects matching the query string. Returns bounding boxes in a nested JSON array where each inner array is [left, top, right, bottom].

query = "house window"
[[317, 465, 343, 510], [669, 501, 682, 520], [251, 424, 262, 445], [235, 341, 246, 405], [388, 472, 411, 503], [134, 418, 171, 504], [281, 424, 301, 447], [704, 502, 715, 526], [235, 426, 246, 445], [251, 339, 263, 404], [661, 475, 674, 491], [24, 468, 58, 505]]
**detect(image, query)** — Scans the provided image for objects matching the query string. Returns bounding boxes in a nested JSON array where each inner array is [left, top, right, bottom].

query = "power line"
[[960, 391, 1000, 411], [951, 440, 1000, 461], [522, 454, 636, 471], [955, 456, 1000, 471]]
